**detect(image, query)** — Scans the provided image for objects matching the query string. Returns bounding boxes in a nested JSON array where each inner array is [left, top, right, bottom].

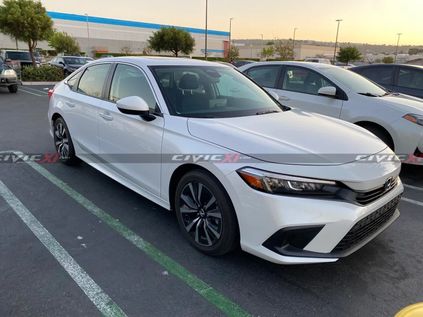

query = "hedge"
[[21, 65, 64, 82]]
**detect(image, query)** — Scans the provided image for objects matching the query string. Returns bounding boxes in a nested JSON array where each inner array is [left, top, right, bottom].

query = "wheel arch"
[[355, 120, 395, 150]]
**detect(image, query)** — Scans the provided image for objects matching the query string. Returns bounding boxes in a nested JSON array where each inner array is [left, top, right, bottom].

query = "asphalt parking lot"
[[1, 85, 423, 317]]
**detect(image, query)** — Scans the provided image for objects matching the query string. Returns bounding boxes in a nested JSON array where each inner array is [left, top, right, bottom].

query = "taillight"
[[48, 88, 54, 99]]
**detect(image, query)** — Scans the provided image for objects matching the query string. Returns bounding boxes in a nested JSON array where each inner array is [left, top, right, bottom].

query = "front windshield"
[[150, 65, 283, 118], [323, 67, 387, 96], [64, 57, 89, 65], [6, 51, 31, 61]]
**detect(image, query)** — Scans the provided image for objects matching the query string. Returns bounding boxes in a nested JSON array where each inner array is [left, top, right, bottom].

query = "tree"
[[148, 27, 195, 57], [49, 31, 80, 55], [337, 46, 362, 65], [227, 45, 239, 62], [0, 0, 53, 66], [382, 56, 394, 64], [274, 41, 294, 61], [260, 46, 275, 60]]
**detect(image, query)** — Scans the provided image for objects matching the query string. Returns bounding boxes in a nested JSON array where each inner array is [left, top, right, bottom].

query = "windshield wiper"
[[358, 92, 381, 97], [256, 110, 280, 115]]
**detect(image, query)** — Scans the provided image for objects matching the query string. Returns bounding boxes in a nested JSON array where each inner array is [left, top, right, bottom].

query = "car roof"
[[90, 56, 227, 67], [240, 61, 337, 71], [352, 63, 423, 70]]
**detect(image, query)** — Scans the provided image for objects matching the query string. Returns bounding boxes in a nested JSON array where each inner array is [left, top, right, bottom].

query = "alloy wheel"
[[179, 182, 223, 247], [54, 121, 70, 159]]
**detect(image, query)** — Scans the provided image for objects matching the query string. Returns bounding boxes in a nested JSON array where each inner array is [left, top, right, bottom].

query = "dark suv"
[[352, 64, 423, 99]]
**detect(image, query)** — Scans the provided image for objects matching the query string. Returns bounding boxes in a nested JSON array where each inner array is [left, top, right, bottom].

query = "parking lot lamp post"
[[85, 14, 91, 57], [293, 27, 298, 60], [205, 0, 208, 60], [333, 19, 342, 64], [228, 17, 234, 59], [394, 33, 402, 63]]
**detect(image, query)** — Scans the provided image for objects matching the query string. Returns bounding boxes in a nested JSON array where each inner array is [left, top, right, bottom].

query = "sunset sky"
[[38, 0, 422, 45]]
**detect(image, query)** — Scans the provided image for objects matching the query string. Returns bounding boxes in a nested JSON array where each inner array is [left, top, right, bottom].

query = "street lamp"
[[85, 14, 91, 57], [228, 17, 234, 58], [204, 0, 208, 60], [293, 27, 298, 60], [395, 33, 402, 63], [333, 19, 342, 64]]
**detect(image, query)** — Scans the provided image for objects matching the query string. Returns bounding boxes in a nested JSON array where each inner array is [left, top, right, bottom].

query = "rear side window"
[[67, 71, 82, 91], [246, 66, 281, 88], [109, 64, 157, 111], [357, 67, 394, 85], [77, 64, 110, 98], [398, 68, 423, 89]]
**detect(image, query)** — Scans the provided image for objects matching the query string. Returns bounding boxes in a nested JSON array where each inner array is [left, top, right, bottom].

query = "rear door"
[[396, 66, 423, 98], [276, 66, 344, 117], [62, 63, 111, 155]]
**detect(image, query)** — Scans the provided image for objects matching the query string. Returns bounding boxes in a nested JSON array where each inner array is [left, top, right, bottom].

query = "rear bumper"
[[0, 76, 17, 86]]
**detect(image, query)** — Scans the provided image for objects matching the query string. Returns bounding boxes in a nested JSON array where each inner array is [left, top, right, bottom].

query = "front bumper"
[[227, 171, 404, 264], [0, 76, 17, 86]]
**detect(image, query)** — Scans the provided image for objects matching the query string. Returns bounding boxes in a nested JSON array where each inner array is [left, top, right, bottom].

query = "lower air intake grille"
[[333, 195, 401, 253]]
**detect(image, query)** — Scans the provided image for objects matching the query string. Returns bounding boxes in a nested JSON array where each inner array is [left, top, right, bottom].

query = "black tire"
[[174, 170, 239, 256], [8, 85, 18, 93], [53, 117, 79, 165], [361, 124, 395, 150]]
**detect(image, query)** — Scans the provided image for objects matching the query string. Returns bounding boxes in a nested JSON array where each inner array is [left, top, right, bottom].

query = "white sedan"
[[48, 57, 403, 264], [240, 61, 423, 164]]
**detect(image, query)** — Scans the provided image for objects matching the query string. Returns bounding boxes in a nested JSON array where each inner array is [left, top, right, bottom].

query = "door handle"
[[279, 96, 290, 101], [65, 101, 76, 108], [99, 112, 113, 121]]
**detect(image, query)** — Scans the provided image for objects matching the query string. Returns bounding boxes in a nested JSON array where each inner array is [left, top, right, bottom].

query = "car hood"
[[187, 110, 388, 166], [375, 94, 423, 114]]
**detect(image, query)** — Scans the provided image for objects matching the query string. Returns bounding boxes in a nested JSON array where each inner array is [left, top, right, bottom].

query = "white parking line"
[[0, 180, 127, 317], [22, 86, 49, 95], [20, 88, 45, 97], [404, 184, 423, 192], [402, 197, 423, 207]]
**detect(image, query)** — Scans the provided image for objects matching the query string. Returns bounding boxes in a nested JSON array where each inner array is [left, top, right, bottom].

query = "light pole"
[[228, 17, 234, 59], [394, 33, 402, 63], [333, 19, 342, 64], [292, 27, 298, 60], [85, 14, 91, 57], [204, 0, 208, 60]]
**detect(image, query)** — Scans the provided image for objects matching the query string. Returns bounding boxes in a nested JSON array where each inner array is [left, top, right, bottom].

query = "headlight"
[[1, 69, 16, 76], [403, 114, 423, 126], [237, 168, 340, 195]]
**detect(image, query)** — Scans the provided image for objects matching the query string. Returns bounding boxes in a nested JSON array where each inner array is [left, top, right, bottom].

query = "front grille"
[[355, 177, 398, 205], [333, 195, 401, 253]]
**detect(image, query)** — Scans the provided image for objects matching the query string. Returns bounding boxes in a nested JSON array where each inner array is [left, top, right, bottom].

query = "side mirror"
[[318, 86, 337, 98], [116, 96, 155, 121]]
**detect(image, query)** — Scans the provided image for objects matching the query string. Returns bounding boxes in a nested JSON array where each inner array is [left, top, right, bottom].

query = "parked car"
[[240, 61, 423, 161], [0, 49, 38, 67], [351, 64, 423, 99], [0, 57, 18, 93], [231, 60, 256, 68], [304, 58, 332, 64], [49, 56, 92, 76], [48, 57, 404, 265]]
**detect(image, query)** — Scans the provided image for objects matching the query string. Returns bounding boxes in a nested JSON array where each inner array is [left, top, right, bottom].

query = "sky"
[[36, 0, 423, 45]]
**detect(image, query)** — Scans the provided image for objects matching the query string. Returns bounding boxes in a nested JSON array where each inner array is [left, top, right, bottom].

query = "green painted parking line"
[[20, 159, 250, 317], [0, 180, 127, 317]]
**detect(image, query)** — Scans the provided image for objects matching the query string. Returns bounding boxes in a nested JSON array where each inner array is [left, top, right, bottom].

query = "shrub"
[[21, 65, 64, 82]]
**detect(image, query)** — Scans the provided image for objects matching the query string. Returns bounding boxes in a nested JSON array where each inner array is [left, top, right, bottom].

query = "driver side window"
[[109, 64, 157, 111], [283, 67, 331, 95]]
